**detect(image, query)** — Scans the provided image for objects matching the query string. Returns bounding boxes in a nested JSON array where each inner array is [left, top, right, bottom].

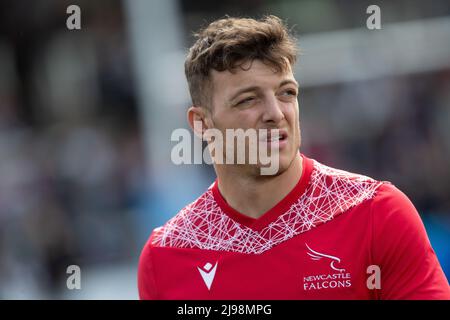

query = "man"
[[138, 15, 450, 299]]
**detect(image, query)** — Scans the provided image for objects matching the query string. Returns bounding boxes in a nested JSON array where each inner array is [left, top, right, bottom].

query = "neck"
[[215, 153, 303, 219]]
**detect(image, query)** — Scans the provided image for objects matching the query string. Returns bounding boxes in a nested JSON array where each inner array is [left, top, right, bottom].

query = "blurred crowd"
[[0, 0, 449, 298], [0, 0, 147, 298]]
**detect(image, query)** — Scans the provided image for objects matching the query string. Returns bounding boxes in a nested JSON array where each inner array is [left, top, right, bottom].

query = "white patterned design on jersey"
[[151, 160, 383, 254]]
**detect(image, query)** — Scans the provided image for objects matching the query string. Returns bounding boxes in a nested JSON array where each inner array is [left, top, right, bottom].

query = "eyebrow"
[[228, 79, 299, 102]]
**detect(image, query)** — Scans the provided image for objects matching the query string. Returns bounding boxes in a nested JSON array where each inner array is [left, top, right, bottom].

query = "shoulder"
[[368, 182, 428, 254], [367, 182, 450, 299], [368, 180, 433, 272], [309, 159, 384, 211], [137, 188, 218, 299], [145, 184, 220, 248], [369, 182, 424, 231], [311, 159, 382, 187]]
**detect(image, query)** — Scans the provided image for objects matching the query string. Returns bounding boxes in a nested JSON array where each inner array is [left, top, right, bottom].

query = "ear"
[[187, 105, 211, 139]]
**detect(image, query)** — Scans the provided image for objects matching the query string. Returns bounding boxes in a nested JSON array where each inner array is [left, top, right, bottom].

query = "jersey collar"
[[212, 153, 313, 231]]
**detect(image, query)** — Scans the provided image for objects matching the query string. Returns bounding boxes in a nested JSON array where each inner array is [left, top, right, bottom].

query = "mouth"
[[260, 129, 288, 143]]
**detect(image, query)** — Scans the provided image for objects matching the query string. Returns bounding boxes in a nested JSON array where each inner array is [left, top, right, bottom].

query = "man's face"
[[206, 59, 301, 176]]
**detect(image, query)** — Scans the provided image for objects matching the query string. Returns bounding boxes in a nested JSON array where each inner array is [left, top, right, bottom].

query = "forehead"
[[210, 60, 296, 99]]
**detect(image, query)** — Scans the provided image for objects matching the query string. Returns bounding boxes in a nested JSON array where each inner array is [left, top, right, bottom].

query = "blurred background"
[[0, 0, 449, 299]]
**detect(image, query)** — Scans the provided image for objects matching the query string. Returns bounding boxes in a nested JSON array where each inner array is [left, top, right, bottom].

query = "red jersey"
[[138, 154, 450, 299]]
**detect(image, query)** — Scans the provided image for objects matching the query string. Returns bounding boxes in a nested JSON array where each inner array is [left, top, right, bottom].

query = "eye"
[[282, 89, 298, 97], [236, 96, 255, 106]]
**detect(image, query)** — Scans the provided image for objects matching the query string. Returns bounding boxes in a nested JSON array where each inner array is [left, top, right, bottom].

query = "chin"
[[254, 149, 295, 177], [277, 152, 295, 174]]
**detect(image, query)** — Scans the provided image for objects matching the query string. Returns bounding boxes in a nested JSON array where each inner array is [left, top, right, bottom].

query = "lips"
[[259, 129, 288, 142]]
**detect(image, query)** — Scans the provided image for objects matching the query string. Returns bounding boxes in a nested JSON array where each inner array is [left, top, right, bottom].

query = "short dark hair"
[[184, 15, 298, 107]]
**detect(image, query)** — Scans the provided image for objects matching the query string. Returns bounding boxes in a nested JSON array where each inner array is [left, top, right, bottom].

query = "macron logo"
[[197, 261, 218, 290]]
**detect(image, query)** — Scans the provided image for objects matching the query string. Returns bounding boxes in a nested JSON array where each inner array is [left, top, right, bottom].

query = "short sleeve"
[[371, 183, 450, 300]]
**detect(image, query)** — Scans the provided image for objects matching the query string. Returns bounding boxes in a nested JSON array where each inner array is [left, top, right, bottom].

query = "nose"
[[261, 94, 285, 124]]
